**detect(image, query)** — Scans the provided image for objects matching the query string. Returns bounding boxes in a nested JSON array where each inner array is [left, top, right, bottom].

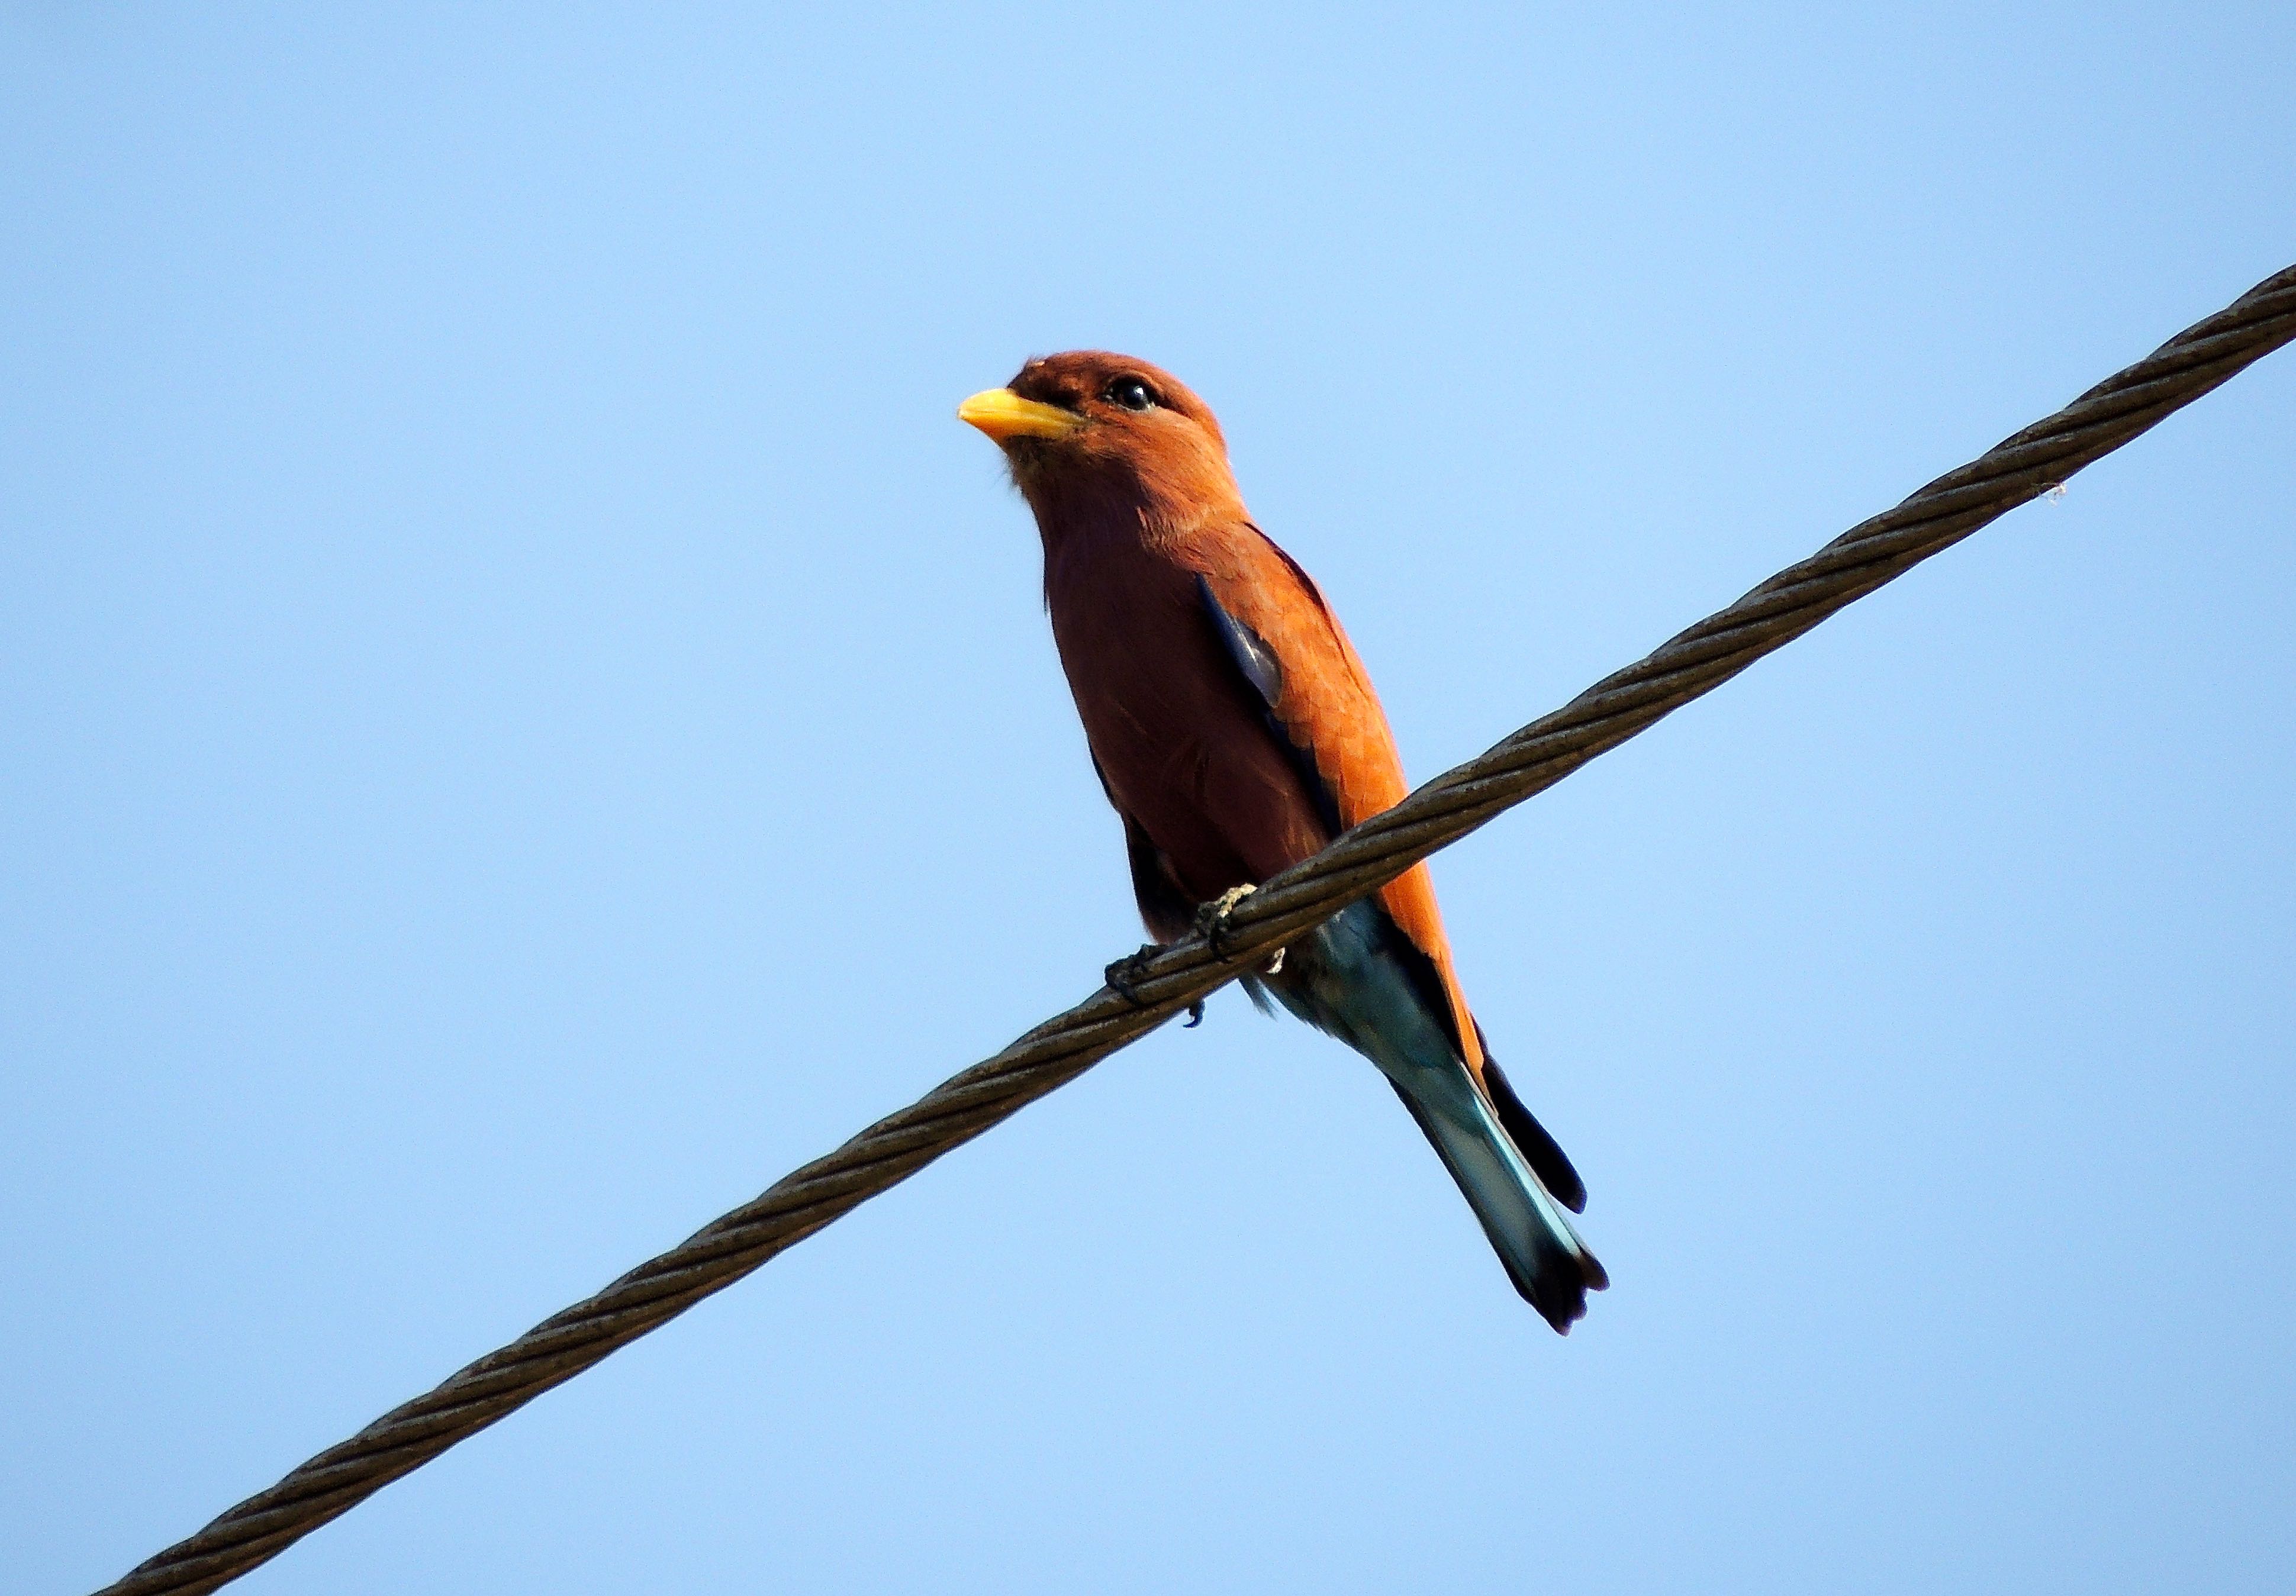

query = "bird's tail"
[[1258, 898, 1606, 1332], [1384, 1065, 1607, 1333]]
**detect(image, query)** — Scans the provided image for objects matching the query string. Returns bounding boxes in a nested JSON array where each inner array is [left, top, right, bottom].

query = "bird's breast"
[[1042, 533, 1327, 897]]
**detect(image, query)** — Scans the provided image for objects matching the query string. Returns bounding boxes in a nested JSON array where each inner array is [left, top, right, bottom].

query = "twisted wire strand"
[[99, 264, 2296, 1596]]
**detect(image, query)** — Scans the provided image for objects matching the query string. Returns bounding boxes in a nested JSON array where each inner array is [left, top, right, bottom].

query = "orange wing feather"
[[1195, 525, 1487, 1078]]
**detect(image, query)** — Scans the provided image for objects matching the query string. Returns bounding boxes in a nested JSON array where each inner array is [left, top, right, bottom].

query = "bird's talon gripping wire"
[[1109, 949, 1209, 1028], [1103, 947, 1158, 1009], [1194, 884, 1258, 960]]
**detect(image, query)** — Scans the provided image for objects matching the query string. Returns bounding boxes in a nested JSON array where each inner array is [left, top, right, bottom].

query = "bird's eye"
[[1104, 376, 1156, 412]]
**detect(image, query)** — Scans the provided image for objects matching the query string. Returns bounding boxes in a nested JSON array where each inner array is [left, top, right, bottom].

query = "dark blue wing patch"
[[1195, 575, 1343, 839], [1199, 575, 1284, 708]]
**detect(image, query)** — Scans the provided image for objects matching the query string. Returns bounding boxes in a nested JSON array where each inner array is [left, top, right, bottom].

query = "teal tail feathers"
[[1260, 898, 1606, 1333], [1386, 1066, 1606, 1333]]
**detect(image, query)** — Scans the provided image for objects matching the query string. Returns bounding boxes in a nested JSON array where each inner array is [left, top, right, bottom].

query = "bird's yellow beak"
[[957, 388, 1086, 444]]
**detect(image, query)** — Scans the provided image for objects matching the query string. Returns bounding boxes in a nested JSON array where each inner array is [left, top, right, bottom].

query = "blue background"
[[7, 5, 2292, 1592]]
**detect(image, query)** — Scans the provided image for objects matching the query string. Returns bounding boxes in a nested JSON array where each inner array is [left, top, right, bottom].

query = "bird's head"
[[958, 351, 1245, 539]]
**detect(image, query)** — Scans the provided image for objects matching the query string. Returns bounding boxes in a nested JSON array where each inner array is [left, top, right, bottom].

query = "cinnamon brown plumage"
[[962, 352, 1605, 1330]]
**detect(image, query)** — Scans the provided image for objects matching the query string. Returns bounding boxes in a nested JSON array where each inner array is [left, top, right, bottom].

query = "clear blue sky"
[[7, 5, 2292, 1592]]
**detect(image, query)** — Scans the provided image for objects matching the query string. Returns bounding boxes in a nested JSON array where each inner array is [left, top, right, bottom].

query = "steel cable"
[[97, 263, 2296, 1596]]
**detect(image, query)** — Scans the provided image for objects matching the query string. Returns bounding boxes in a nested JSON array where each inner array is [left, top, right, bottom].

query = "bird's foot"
[[1103, 946, 1160, 1009], [1194, 884, 1259, 960], [1106, 947, 1209, 1029], [1192, 886, 1287, 975]]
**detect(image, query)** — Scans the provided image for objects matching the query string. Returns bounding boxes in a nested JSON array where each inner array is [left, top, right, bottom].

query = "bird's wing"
[[1193, 524, 1487, 1075]]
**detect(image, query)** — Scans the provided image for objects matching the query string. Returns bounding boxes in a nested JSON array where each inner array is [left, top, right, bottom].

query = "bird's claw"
[[1103, 947, 1158, 1009], [1194, 884, 1259, 960], [1107, 949, 1209, 1030], [1194, 885, 1287, 975]]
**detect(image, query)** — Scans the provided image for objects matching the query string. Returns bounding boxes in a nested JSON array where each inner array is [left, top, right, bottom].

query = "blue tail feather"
[[1262, 899, 1605, 1331]]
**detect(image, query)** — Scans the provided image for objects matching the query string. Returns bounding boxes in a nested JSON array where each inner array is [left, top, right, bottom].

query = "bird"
[[958, 352, 1605, 1332]]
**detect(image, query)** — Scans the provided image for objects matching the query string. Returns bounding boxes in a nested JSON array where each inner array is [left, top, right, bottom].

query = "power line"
[[96, 263, 2296, 1596]]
